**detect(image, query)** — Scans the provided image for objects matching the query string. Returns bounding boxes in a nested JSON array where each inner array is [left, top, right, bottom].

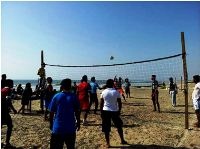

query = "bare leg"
[[122, 94, 126, 101], [152, 99, 156, 111], [195, 109, 200, 127], [82, 109, 89, 125], [104, 132, 110, 148], [155, 93, 160, 112], [117, 127, 127, 144], [94, 98, 98, 114]]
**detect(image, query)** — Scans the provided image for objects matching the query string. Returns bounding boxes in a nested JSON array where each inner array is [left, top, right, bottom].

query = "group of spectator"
[[1, 73, 200, 148]]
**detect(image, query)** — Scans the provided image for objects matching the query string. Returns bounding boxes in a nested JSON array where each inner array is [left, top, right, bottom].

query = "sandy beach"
[[1, 85, 200, 149]]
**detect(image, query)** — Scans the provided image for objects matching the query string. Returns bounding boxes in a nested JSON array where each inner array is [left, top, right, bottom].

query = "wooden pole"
[[41, 50, 44, 68], [40, 50, 46, 112], [181, 76, 183, 90], [181, 32, 189, 129]]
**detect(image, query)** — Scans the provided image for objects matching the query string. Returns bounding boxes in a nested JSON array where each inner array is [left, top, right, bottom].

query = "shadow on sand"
[[122, 102, 146, 107], [162, 111, 194, 115], [85, 122, 139, 128], [175, 105, 193, 108], [109, 144, 188, 149], [132, 97, 151, 100], [17, 110, 44, 116], [1, 144, 41, 149]]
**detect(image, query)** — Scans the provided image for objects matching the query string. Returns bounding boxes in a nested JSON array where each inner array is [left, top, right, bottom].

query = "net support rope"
[[45, 53, 183, 68]]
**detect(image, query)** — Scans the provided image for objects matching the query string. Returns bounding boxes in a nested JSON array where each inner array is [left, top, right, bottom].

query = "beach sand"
[[1, 86, 200, 149]]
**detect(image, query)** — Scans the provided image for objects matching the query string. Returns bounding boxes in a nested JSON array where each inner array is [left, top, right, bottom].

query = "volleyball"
[[110, 56, 114, 60]]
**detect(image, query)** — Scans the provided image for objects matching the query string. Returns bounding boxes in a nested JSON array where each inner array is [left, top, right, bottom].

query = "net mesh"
[[45, 54, 183, 86]]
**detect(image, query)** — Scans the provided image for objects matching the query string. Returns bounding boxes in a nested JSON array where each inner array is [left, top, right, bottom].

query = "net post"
[[181, 76, 183, 90], [37, 50, 46, 113], [181, 32, 189, 129]]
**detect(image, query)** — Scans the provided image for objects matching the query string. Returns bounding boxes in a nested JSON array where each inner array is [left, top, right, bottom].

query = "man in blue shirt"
[[49, 78, 80, 149], [89, 77, 102, 114]]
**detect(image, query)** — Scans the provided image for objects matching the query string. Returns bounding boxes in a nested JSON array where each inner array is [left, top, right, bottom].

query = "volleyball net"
[[43, 53, 183, 86]]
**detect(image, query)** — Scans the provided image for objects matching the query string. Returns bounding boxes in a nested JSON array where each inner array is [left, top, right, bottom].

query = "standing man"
[[49, 78, 80, 149], [77, 75, 91, 125], [44, 77, 54, 120], [151, 75, 160, 112], [89, 76, 102, 114], [1, 79, 17, 147], [124, 78, 131, 98], [192, 75, 200, 128], [169, 77, 178, 107], [100, 79, 127, 148]]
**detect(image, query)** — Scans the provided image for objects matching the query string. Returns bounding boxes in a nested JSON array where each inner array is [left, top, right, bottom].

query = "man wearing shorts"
[[49, 78, 80, 149], [100, 79, 127, 148]]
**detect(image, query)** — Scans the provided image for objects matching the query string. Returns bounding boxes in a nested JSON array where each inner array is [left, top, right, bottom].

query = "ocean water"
[[13, 80, 62, 91], [13, 79, 152, 91]]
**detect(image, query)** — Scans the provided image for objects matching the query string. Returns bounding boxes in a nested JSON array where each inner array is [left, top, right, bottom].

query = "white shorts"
[[193, 99, 200, 110]]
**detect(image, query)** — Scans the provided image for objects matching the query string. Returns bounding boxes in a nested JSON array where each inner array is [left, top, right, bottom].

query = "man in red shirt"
[[77, 75, 91, 125]]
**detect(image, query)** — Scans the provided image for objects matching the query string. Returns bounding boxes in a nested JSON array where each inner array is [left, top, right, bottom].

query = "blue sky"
[[1, 1, 200, 80]]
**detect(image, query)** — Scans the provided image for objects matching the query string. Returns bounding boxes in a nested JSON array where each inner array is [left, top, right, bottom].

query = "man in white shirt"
[[100, 79, 127, 148], [192, 75, 200, 128]]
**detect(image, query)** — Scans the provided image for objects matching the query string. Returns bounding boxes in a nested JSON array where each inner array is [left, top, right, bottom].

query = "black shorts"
[[50, 133, 76, 149], [125, 88, 130, 94], [90, 93, 98, 103], [101, 110, 123, 133]]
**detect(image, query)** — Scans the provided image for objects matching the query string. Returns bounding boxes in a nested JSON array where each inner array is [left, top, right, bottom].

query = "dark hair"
[[152, 75, 156, 78], [26, 83, 31, 88], [193, 75, 200, 83], [5, 79, 13, 88], [81, 75, 88, 82], [60, 78, 71, 90], [91, 77, 95, 82], [47, 77, 53, 83], [169, 77, 173, 81], [106, 79, 114, 88]]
